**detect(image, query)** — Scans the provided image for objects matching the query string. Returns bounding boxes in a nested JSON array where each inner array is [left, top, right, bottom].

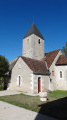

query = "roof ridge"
[[22, 56, 45, 63], [45, 49, 61, 54]]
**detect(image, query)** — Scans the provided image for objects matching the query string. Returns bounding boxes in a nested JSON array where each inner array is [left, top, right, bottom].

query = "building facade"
[[8, 23, 67, 93]]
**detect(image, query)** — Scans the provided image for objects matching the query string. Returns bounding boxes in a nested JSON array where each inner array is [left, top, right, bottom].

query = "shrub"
[[0, 85, 3, 90]]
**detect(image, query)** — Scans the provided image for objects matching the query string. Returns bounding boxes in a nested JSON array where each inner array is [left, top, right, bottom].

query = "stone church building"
[[8, 23, 67, 93]]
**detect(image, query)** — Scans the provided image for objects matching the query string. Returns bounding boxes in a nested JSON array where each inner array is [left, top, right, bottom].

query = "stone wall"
[[8, 57, 33, 93], [23, 34, 44, 60], [30, 74, 50, 94], [49, 50, 62, 90], [55, 66, 67, 90]]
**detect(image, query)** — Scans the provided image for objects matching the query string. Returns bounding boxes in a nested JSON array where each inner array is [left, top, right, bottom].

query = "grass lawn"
[[0, 90, 67, 120]]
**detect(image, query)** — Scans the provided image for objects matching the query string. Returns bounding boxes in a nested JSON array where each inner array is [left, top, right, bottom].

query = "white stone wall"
[[31, 74, 50, 93], [55, 66, 67, 90], [9, 57, 33, 93], [23, 34, 44, 60], [49, 50, 62, 90]]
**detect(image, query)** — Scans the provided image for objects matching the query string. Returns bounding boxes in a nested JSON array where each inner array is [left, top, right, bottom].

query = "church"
[[8, 23, 67, 93]]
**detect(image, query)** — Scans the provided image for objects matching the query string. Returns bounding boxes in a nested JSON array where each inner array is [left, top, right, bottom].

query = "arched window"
[[60, 71, 62, 78], [17, 75, 22, 87]]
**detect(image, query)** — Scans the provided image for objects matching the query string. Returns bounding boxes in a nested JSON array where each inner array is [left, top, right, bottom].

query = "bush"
[[0, 85, 3, 91], [0, 77, 4, 82]]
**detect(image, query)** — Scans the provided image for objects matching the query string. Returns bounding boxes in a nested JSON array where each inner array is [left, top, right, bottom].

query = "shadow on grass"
[[35, 97, 67, 120]]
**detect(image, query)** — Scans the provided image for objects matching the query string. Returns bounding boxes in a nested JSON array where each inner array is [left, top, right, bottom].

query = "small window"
[[52, 71, 54, 76], [27, 39, 29, 43], [60, 71, 62, 78], [50, 78, 52, 82], [38, 39, 40, 44]]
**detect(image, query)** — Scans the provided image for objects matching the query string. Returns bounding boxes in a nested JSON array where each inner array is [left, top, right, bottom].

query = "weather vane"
[[33, 16, 34, 23]]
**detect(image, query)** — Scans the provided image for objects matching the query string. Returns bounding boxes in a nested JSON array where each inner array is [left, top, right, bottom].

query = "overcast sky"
[[0, 0, 67, 61]]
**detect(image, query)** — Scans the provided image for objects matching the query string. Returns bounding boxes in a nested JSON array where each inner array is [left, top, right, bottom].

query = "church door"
[[38, 77, 41, 93]]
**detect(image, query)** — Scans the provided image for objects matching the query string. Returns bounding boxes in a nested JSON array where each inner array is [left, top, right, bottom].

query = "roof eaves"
[[33, 71, 50, 75]]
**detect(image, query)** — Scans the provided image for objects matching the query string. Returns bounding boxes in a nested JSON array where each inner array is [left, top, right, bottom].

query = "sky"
[[0, 0, 67, 61]]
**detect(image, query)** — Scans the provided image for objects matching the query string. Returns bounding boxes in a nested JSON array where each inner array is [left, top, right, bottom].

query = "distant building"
[[8, 23, 67, 93]]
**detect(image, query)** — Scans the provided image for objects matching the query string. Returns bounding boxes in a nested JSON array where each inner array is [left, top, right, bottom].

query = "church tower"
[[22, 23, 44, 60]]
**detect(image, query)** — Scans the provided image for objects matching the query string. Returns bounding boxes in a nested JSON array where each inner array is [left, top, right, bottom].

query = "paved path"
[[0, 90, 22, 96], [0, 101, 58, 120], [0, 90, 38, 96]]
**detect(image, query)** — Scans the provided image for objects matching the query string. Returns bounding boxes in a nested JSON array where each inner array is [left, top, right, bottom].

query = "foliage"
[[0, 55, 9, 77], [62, 41, 67, 56], [0, 77, 4, 82], [0, 85, 3, 90], [0, 77, 4, 85]]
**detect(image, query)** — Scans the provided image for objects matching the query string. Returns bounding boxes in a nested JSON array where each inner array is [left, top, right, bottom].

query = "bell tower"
[[22, 23, 44, 60]]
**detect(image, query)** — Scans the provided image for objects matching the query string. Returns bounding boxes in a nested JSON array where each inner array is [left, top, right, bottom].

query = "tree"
[[0, 55, 9, 90], [0, 55, 9, 78], [62, 41, 67, 57]]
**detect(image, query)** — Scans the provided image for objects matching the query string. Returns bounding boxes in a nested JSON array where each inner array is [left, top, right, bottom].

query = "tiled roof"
[[9, 56, 49, 75], [21, 56, 49, 74], [42, 49, 61, 68], [23, 23, 44, 40], [56, 55, 67, 65]]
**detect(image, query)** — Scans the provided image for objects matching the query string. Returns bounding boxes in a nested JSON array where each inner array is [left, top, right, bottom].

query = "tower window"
[[27, 39, 29, 43], [50, 78, 52, 82], [60, 71, 62, 78], [38, 39, 40, 44]]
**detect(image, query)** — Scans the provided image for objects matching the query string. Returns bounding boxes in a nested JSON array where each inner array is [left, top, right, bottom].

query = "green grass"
[[0, 90, 67, 111], [0, 90, 67, 120], [48, 90, 67, 101], [0, 93, 44, 112]]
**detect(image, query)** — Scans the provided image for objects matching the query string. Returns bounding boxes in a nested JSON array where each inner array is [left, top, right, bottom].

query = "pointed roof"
[[23, 23, 44, 40]]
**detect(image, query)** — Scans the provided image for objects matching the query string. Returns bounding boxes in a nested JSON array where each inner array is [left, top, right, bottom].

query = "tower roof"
[[23, 23, 44, 40]]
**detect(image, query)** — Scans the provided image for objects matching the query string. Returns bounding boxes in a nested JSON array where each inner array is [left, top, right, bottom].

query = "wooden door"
[[38, 77, 41, 93]]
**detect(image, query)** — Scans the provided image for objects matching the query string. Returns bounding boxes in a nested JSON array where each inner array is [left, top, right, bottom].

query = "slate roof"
[[42, 49, 61, 68], [56, 55, 67, 65], [23, 23, 44, 40], [9, 56, 49, 75]]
